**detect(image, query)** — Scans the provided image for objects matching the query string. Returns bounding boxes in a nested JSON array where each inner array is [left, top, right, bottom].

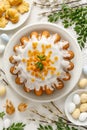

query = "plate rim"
[[0, 0, 32, 31], [64, 89, 87, 126], [3, 23, 83, 102]]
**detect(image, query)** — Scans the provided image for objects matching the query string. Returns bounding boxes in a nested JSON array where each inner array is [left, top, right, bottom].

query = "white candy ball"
[[0, 86, 6, 96], [0, 33, 9, 43], [79, 112, 87, 122], [3, 118, 11, 128], [72, 94, 80, 105], [83, 65, 87, 76], [78, 78, 87, 88], [68, 102, 76, 113], [0, 45, 5, 54]]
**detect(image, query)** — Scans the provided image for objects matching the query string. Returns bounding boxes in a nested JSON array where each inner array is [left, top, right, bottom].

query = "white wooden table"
[[0, 0, 87, 129]]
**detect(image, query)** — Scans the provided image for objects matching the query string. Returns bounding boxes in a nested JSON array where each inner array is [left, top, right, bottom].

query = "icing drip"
[[61, 60, 70, 68], [13, 55, 21, 61], [58, 41, 69, 49]]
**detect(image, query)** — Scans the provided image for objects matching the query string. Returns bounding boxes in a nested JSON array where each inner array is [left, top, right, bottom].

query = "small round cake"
[[9, 31, 74, 96]]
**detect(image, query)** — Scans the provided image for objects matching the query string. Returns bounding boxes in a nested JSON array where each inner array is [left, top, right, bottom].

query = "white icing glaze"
[[62, 50, 71, 57], [61, 60, 70, 68], [58, 40, 69, 49], [12, 33, 73, 90], [13, 55, 21, 61]]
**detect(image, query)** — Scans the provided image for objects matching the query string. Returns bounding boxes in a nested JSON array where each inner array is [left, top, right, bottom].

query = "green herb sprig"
[[35, 55, 46, 70], [0, 112, 5, 119], [48, 4, 87, 49], [37, 55, 46, 61], [3, 122, 26, 130], [35, 61, 44, 70]]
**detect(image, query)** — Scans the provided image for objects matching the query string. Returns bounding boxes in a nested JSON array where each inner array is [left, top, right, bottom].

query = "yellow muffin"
[[0, 3, 5, 17], [3, 0, 11, 11], [17, 1, 29, 14], [8, 0, 23, 6], [0, 16, 8, 28], [5, 8, 20, 23]]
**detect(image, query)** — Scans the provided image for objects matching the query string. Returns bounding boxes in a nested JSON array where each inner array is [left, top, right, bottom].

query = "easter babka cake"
[[9, 31, 74, 96]]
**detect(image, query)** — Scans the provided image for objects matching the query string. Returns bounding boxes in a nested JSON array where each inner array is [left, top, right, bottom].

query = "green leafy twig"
[[48, 4, 87, 49], [0, 112, 5, 119], [3, 122, 26, 130], [38, 117, 87, 130]]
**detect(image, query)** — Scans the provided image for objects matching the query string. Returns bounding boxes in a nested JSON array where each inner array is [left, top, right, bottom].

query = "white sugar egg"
[[80, 93, 87, 103], [0, 86, 6, 96], [78, 78, 87, 88], [3, 118, 11, 128], [68, 102, 76, 113], [0, 45, 5, 54], [0, 33, 9, 43], [72, 94, 80, 105], [83, 65, 87, 76], [79, 112, 87, 122], [72, 108, 80, 119]]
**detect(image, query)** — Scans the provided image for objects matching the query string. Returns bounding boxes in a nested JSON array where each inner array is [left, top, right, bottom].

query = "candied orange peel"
[[21, 43, 59, 81]]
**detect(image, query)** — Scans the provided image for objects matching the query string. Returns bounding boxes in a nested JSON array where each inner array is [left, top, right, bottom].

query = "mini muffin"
[[3, 0, 11, 11], [5, 8, 20, 23], [56, 78, 64, 89], [30, 32, 39, 38], [42, 31, 50, 38], [54, 33, 61, 43], [0, 16, 8, 28], [63, 72, 71, 81], [0, 4, 5, 17], [8, 0, 23, 6], [63, 50, 74, 60], [45, 86, 54, 95], [20, 36, 29, 45], [34, 88, 43, 96], [17, 1, 29, 14], [24, 86, 30, 93], [15, 76, 23, 85]]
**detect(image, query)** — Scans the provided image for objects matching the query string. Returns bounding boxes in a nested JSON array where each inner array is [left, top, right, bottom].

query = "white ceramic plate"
[[0, 0, 32, 31], [3, 23, 82, 102], [64, 89, 87, 126]]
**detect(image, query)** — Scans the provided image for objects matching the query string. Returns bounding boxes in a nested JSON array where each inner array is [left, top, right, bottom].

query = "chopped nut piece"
[[18, 103, 28, 112], [5, 100, 15, 115]]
